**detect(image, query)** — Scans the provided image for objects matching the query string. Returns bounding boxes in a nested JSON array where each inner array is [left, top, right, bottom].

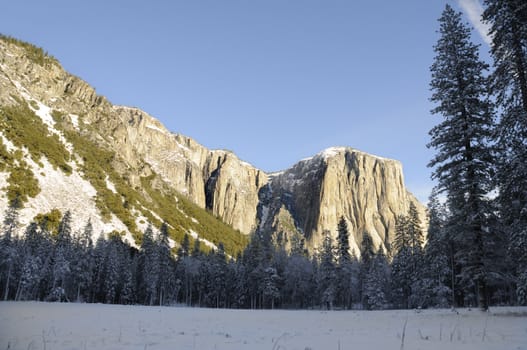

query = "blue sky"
[[1, 1, 491, 203]]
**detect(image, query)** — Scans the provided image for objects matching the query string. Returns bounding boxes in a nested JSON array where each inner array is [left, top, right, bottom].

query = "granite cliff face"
[[107, 108, 426, 254], [0, 37, 425, 254], [260, 148, 426, 254], [110, 108, 427, 253], [109, 105, 268, 235]]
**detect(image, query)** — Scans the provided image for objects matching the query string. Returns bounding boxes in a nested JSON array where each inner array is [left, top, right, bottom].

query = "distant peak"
[[317, 146, 348, 159], [315, 146, 393, 163]]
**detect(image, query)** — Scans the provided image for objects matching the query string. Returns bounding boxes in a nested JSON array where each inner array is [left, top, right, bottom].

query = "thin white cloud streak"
[[457, 0, 492, 45]]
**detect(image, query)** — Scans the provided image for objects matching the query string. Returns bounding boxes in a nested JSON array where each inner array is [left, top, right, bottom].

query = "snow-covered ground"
[[1, 302, 526, 350]]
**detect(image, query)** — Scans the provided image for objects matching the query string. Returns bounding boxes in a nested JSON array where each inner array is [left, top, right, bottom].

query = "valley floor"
[[1, 302, 526, 350]]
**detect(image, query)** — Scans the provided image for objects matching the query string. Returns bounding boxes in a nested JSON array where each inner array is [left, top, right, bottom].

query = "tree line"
[[0, 196, 518, 310]]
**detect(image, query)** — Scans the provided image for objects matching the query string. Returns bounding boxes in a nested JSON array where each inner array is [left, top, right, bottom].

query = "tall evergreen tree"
[[336, 216, 354, 309], [92, 235, 108, 302], [157, 222, 174, 305], [407, 203, 426, 307], [243, 232, 266, 309], [141, 225, 159, 305], [363, 246, 390, 310], [393, 215, 409, 253], [360, 231, 374, 267], [1, 197, 20, 300], [34, 225, 53, 301], [421, 192, 453, 308], [483, 0, 527, 306], [103, 234, 122, 304], [191, 237, 202, 257], [49, 211, 73, 301], [318, 230, 336, 309], [178, 233, 190, 258], [407, 202, 424, 254], [120, 255, 136, 305], [283, 253, 314, 308], [483, 0, 527, 136], [391, 246, 413, 309], [56, 210, 73, 247], [429, 4, 496, 310], [16, 223, 42, 301], [336, 216, 351, 264], [359, 231, 375, 307], [207, 242, 227, 308], [72, 219, 94, 301], [290, 234, 307, 257]]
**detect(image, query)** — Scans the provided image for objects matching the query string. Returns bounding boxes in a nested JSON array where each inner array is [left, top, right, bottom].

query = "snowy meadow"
[[1, 302, 526, 350]]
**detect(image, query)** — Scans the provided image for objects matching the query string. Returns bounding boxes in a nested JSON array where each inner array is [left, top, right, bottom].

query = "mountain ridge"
[[0, 35, 426, 255]]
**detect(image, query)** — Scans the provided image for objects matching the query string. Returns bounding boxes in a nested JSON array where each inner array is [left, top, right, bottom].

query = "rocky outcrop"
[[260, 148, 426, 254], [110, 106, 269, 234], [204, 151, 268, 234]]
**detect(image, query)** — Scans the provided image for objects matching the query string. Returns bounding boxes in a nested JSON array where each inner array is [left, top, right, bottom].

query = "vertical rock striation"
[[261, 148, 426, 254]]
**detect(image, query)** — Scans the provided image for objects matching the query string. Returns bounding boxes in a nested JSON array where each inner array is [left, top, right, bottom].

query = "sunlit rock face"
[[259, 147, 426, 255]]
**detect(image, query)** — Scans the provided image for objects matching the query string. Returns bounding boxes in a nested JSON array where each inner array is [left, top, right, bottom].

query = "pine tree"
[[157, 222, 173, 305], [1, 197, 21, 300], [141, 225, 159, 305], [206, 242, 227, 308], [407, 202, 424, 254], [34, 225, 53, 301], [79, 219, 94, 250], [318, 230, 336, 309], [429, 4, 496, 310], [421, 192, 453, 308], [56, 211, 73, 246], [393, 215, 409, 253], [359, 231, 375, 308], [49, 248, 70, 302], [103, 235, 122, 304], [92, 236, 108, 302], [290, 233, 307, 257], [120, 258, 135, 305], [392, 206, 424, 308], [196, 253, 209, 307], [231, 257, 249, 308], [391, 246, 412, 309], [192, 237, 202, 257], [178, 233, 190, 258], [49, 211, 73, 301], [262, 266, 280, 309], [243, 232, 266, 309], [72, 220, 94, 301], [510, 216, 527, 305], [283, 253, 314, 308], [483, 0, 527, 138], [17, 253, 41, 301], [360, 231, 374, 267], [363, 246, 390, 310], [16, 223, 41, 300], [179, 254, 198, 306], [336, 216, 351, 264], [407, 202, 426, 307], [483, 0, 527, 306], [336, 216, 354, 309]]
